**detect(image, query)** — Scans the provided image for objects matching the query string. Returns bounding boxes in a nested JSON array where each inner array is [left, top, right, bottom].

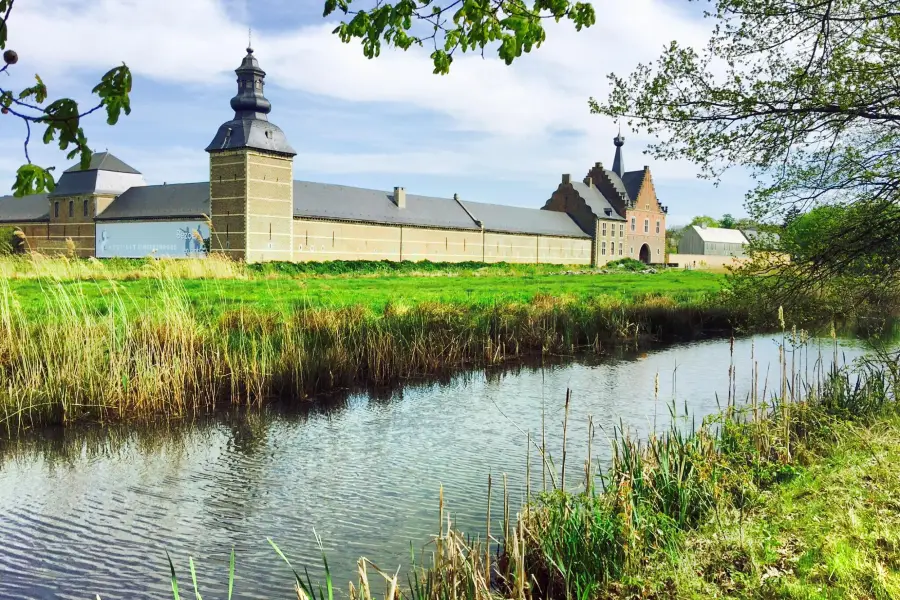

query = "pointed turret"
[[611, 129, 625, 178], [206, 47, 295, 156]]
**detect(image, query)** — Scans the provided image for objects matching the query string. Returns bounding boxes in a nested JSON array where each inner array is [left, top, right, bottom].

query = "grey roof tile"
[[462, 200, 589, 237], [206, 119, 296, 156], [621, 170, 645, 202], [64, 152, 141, 174], [292, 182, 480, 230], [571, 181, 625, 220], [602, 169, 632, 205], [50, 171, 104, 197], [0, 193, 49, 223], [96, 183, 209, 221]]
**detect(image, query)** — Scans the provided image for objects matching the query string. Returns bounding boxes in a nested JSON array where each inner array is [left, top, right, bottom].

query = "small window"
[[601, 222, 607, 236], [619, 224, 624, 237], [618, 242, 623, 256], [630, 247, 634, 255], [68, 200, 74, 218], [630, 217, 636, 232], [657, 248, 661, 255], [601, 241, 606, 256], [83, 199, 89, 217], [644, 219, 649, 233], [656, 221, 660, 234], [54, 202, 59, 218]]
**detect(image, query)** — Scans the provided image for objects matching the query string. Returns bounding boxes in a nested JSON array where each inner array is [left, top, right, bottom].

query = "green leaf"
[[92, 65, 132, 125], [19, 75, 48, 104], [188, 557, 202, 600], [165, 551, 181, 600], [12, 164, 56, 197], [227, 548, 235, 600]]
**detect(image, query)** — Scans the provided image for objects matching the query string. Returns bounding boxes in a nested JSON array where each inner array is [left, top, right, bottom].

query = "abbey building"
[[0, 47, 668, 266]]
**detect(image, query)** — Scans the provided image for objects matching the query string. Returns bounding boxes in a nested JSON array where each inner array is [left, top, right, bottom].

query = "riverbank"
[[0, 257, 735, 432], [154, 338, 899, 600]]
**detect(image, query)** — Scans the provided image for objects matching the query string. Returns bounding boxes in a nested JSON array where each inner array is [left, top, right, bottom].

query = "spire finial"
[[617, 120, 621, 136], [247, 27, 253, 53]]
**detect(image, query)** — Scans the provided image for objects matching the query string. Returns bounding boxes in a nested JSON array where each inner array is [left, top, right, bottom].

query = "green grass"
[[647, 414, 900, 599], [0, 257, 734, 431], [4, 268, 723, 319]]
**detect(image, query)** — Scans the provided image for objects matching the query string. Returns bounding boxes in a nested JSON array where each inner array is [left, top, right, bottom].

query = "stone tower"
[[206, 46, 296, 262]]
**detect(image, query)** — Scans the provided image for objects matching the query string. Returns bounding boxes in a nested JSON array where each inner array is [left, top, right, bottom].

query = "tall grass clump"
[[0, 270, 736, 432], [160, 333, 897, 600]]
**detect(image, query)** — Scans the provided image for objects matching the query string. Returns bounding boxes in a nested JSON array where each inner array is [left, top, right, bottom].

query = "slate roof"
[[96, 183, 209, 221], [68, 177, 598, 238], [63, 152, 141, 174], [570, 181, 626, 221], [462, 200, 589, 237], [621, 170, 646, 202], [603, 169, 632, 206], [51, 152, 145, 197], [692, 225, 748, 244], [0, 193, 50, 223], [206, 118, 296, 156], [292, 182, 481, 230]]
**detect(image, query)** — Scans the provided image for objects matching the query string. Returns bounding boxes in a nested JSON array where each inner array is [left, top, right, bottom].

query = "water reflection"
[[0, 334, 882, 600]]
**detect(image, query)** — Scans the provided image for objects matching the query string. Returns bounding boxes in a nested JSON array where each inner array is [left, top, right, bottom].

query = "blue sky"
[[1, 0, 753, 226]]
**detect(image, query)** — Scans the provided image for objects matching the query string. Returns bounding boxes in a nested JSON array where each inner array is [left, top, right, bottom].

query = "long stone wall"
[[294, 218, 593, 265]]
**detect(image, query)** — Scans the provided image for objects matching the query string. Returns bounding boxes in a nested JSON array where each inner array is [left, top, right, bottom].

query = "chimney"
[[562, 174, 571, 184], [595, 162, 602, 168], [393, 186, 406, 209], [584, 176, 593, 188]]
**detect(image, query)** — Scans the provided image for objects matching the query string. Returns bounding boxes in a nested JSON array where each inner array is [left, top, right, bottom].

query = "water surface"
[[0, 334, 877, 599]]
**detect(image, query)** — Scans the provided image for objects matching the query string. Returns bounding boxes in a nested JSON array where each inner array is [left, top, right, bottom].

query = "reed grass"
[[0, 269, 737, 432], [157, 329, 898, 600]]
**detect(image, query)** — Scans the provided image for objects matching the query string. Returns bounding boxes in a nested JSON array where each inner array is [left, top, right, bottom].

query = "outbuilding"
[[678, 224, 749, 257]]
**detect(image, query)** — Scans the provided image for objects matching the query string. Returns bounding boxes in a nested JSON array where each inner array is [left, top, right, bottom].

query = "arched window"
[[601, 241, 606, 256], [54, 202, 59, 218], [83, 199, 89, 217], [68, 200, 74, 218]]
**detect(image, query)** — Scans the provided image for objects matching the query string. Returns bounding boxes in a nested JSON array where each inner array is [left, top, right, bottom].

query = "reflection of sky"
[[0, 335, 878, 599]]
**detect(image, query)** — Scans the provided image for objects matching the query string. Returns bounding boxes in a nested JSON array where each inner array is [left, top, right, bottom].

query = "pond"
[[0, 334, 878, 599]]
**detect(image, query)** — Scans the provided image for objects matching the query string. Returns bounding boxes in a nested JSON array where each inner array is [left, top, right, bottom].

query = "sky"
[[1, 0, 755, 226]]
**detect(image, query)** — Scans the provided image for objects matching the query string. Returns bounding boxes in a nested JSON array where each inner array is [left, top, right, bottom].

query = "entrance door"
[[639, 244, 651, 264]]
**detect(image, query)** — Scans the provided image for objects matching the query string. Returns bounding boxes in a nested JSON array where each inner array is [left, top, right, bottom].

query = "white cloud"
[[2, 0, 748, 213]]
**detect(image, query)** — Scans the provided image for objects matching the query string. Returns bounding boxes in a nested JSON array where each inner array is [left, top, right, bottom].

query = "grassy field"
[[0, 256, 736, 431], [5, 269, 724, 318], [0, 256, 724, 318]]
